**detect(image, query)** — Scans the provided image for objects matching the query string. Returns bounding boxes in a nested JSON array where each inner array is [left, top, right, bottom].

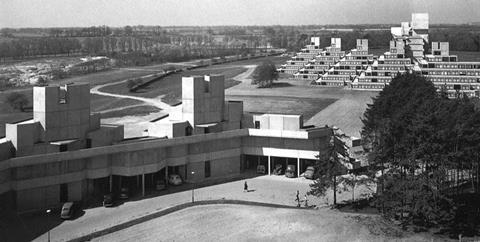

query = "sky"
[[1, 0, 480, 28]]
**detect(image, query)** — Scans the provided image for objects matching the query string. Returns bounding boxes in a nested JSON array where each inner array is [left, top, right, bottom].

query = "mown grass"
[[99, 66, 247, 103], [99, 105, 161, 119]]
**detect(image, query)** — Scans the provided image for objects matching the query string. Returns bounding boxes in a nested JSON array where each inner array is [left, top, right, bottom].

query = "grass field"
[[95, 204, 439, 242], [99, 65, 248, 104], [227, 95, 337, 121], [99, 105, 161, 119]]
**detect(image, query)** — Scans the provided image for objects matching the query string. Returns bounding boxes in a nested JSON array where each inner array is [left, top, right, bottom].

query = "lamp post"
[[46, 209, 51, 242], [191, 171, 195, 203]]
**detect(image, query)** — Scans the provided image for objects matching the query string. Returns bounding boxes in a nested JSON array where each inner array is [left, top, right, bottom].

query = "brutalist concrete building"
[[0, 75, 336, 212]]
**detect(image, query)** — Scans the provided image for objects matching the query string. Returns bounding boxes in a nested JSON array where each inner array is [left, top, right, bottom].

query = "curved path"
[[90, 76, 172, 112], [90, 64, 258, 114]]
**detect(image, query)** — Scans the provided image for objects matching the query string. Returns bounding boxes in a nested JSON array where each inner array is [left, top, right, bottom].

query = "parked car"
[[119, 187, 129, 199], [168, 174, 183, 185], [103, 194, 114, 207], [60, 202, 77, 219], [256, 165, 266, 174], [285, 165, 296, 178], [272, 164, 283, 175], [156, 180, 166, 190], [301, 166, 315, 179]]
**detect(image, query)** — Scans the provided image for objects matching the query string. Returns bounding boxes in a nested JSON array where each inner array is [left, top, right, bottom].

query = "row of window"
[[427, 77, 480, 84], [423, 63, 480, 69], [422, 71, 480, 76]]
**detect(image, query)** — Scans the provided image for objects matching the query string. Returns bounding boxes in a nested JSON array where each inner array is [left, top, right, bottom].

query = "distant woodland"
[[1, 25, 479, 65]]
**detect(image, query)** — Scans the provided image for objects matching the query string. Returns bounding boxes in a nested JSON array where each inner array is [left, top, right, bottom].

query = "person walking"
[[304, 194, 309, 207], [244, 181, 248, 192], [295, 190, 300, 207]]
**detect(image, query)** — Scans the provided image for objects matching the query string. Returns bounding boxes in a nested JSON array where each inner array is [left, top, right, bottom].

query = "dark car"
[[302, 166, 315, 179], [156, 180, 166, 190], [119, 187, 129, 199], [60, 202, 77, 219], [285, 165, 296, 178], [103, 194, 114, 207], [272, 164, 283, 175]]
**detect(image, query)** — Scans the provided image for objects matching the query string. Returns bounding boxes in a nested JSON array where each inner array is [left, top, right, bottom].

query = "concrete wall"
[[253, 114, 303, 131], [431, 42, 449, 56], [331, 38, 341, 49], [182, 75, 225, 127], [356, 39, 368, 51], [33, 84, 91, 142]]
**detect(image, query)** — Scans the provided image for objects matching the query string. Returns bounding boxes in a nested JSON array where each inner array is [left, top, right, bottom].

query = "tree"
[[251, 60, 278, 88], [6, 92, 29, 112], [309, 128, 350, 205], [36, 76, 48, 86]]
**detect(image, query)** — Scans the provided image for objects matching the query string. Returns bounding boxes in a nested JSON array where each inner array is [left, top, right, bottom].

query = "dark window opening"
[[454, 84, 461, 90], [204, 127, 210, 134], [205, 161, 211, 178], [204, 82, 209, 93], [86, 139, 92, 148], [434, 50, 441, 55], [254, 121, 260, 129], [59, 144, 68, 152]]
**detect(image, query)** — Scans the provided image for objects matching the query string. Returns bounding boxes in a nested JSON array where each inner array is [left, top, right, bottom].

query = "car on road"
[[285, 165, 296, 178], [60, 202, 77, 219], [156, 180, 166, 190], [103, 194, 114, 207], [119, 187, 129, 199], [256, 165, 266, 174], [301, 166, 315, 179], [168, 174, 183, 185]]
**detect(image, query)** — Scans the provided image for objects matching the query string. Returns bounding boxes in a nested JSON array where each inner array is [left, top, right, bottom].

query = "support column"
[[109, 175, 113, 193], [297, 157, 300, 178], [165, 167, 168, 184], [268, 156, 271, 175], [142, 173, 145, 197]]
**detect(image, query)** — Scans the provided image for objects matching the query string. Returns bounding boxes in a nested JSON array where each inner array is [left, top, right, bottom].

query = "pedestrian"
[[295, 190, 300, 207], [244, 181, 248, 192], [304, 194, 308, 207]]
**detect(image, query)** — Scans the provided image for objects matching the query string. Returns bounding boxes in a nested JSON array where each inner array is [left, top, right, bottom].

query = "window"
[[204, 82, 209, 93], [254, 121, 260, 129], [205, 161, 211, 178], [59, 144, 68, 152], [204, 127, 210, 134], [86, 139, 92, 148]]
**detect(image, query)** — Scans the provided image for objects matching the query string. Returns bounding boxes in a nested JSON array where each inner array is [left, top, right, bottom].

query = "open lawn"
[[226, 77, 377, 137], [227, 95, 337, 121], [99, 65, 248, 104], [95, 204, 440, 242], [90, 94, 143, 113], [99, 105, 161, 119]]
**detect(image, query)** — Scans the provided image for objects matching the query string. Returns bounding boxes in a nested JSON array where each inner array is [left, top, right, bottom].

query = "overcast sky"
[[1, 0, 479, 28]]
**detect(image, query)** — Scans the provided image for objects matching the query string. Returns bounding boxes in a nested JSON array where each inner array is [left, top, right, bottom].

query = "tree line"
[[360, 73, 480, 236]]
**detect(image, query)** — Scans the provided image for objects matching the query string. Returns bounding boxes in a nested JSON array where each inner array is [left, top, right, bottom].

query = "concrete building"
[[418, 42, 480, 98], [316, 39, 373, 86], [294, 38, 345, 81], [352, 40, 413, 90], [0, 75, 342, 212], [279, 37, 325, 75]]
